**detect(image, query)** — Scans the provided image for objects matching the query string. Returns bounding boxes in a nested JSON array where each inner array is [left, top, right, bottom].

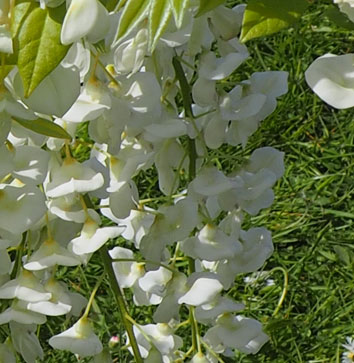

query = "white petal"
[[192, 78, 217, 107], [0, 144, 14, 179], [246, 147, 284, 179], [108, 181, 137, 219], [199, 52, 247, 80], [24, 239, 80, 270], [192, 166, 232, 196], [71, 225, 124, 255], [109, 247, 143, 288], [114, 28, 148, 74], [12, 145, 49, 185], [0, 184, 46, 234], [85, 1, 110, 44], [178, 274, 223, 306], [49, 317, 103, 357], [62, 81, 111, 123], [204, 116, 227, 149], [0, 25, 13, 53], [61, 0, 99, 45], [139, 268, 172, 296], [0, 270, 52, 302], [15, 64, 80, 117], [10, 322, 44, 363], [26, 300, 72, 316], [144, 118, 187, 139], [0, 342, 16, 363], [305, 53, 354, 109], [0, 300, 46, 325], [46, 159, 104, 198], [250, 71, 288, 98], [181, 224, 242, 261]]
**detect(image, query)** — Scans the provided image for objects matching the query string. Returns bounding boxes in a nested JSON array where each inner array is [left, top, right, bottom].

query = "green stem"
[[11, 232, 26, 279], [174, 54, 201, 355], [201, 339, 225, 363], [100, 246, 143, 363], [172, 56, 193, 118], [82, 273, 105, 319], [270, 267, 289, 317], [188, 138, 197, 180], [172, 55, 208, 158]]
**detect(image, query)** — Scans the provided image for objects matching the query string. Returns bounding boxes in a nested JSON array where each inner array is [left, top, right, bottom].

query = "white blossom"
[[49, 317, 103, 357]]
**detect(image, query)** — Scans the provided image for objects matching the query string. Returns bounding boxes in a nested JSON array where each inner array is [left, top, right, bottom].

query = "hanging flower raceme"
[[0, 0, 289, 361]]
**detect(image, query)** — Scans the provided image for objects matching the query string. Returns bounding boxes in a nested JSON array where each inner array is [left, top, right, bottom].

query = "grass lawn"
[[10, 2, 354, 362], [229, 2, 354, 361]]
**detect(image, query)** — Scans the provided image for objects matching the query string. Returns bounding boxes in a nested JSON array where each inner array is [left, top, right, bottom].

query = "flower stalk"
[[100, 246, 143, 363]]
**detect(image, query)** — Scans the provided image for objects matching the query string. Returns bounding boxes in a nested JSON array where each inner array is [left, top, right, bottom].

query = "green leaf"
[[333, 245, 352, 266], [17, 3, 70, 97], [11, 1, 34, 39], [195, 0, 224, 17], [116, 0, 151, 41], [318, 249, 337, 262], [169, 0, 189, 28], [13, 117, 72, 140], [149, 0, 172, 52], [324, 5, 354, 30], [240, 0, 309, 43]]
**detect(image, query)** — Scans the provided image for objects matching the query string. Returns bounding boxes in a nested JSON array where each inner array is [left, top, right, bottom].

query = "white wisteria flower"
[[0, 341, 16, 363], [0, 299, 47, 325], [10, 322, 44, 363], [189, 352, 213, 363], [25, 278, 73, 316], [140, 197, 199, 266], [113, 209, 155, 249], [46, 158, 104, 198], [114, 28, 148, 74], [204, 314, 269, 354], [195, 296, 244, 324], [69, 216, 124, 255], [305, 53, 354, 109], [138, 267, 173, 297], [24, 238, 81, 270], [61, 0, 109, 45], [49, 317, 103, 357], [0, 183, 46, 234], [181, 223, 242, 261], [153, 271, 188, 323], [13, 64, 80, 117], [47, 195, 89, 223], [178, 272, 224, 307], [128, 323, 183, 360], [62, 79, 111, 123], [109, 247, 144, 288], [0, 269, 51, 302], [12, 145, 50, 185]]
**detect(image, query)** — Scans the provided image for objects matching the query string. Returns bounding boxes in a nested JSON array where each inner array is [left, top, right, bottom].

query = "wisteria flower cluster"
[[0, 0, 288, 362]]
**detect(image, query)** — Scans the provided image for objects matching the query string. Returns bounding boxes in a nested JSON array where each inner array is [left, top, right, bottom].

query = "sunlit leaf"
[[116, 0, 151, 41], [324, 5, 354, 30], [149, 0, 172, 52], [240, 0, 309, 43], [13, 117, 72, 140], [17, 3, 69, 97], [195, 0, 224, 17], [169, 0, 189, 28]]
